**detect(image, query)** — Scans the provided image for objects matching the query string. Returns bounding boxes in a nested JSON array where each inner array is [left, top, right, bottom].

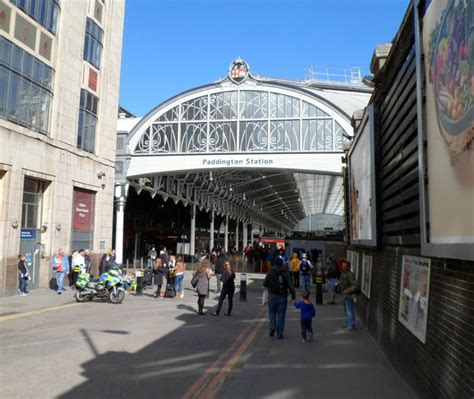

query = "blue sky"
[[119, 0, 410, 116]]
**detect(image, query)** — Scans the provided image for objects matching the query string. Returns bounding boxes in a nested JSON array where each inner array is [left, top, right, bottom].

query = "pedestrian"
[[193, 258, 212, 315], [52, 248, 70, 294], [293, 292, 316, 342], [214, 249, 226, 293], [263, 258, 295, 339], [154, 258, 165, 298], [18, 254, 29, 296], [147, 246, 157, 270], [299, 253, 313, 293], [339, 260, 360, 331], [72, 249, 86, 285], [212, 261, 236, 316], [290, 252, 300, 288], [325, 256, 340, 304], [99, 250, 113, 275], [174, 255, 186, 299], [84, 249, 92, 274]]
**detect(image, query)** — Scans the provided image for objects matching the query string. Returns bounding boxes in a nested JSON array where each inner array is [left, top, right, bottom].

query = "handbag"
[[191, 273, 199, 288]]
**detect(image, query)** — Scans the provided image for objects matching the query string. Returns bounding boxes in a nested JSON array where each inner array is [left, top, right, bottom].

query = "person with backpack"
[[263, 258, 295, 339], [299, 253, 313, 293], [293, 291, 316, 342], [325, 256, 340, 304]]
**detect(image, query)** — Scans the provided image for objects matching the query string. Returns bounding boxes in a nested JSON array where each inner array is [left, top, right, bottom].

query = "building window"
[[71, 188, 95, 250], [116, 136, 124, 150], [77, 89, 98, 153], [21, 178, 44, 229], [83, 17, 103, 69], [0, 36, 54, 134], [9, 0, 60, 34]]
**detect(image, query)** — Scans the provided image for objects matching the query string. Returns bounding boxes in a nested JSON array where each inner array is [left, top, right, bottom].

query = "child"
[[293, 292, 316, 342]]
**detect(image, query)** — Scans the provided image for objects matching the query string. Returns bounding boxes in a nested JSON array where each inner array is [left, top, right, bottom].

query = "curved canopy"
[[119, 61, 370, 231]]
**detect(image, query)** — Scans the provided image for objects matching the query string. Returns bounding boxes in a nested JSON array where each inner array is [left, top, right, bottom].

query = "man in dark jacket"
[[214, 249, 226, 293], [339, 260, 360, 331], [263, 258, 295, 339], [212, 261, 236, 316]]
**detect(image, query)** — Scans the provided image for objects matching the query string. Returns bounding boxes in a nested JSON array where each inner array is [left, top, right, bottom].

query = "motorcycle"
[[75, 268, 130, 304]]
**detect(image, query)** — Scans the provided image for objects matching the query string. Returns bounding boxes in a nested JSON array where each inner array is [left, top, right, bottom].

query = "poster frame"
[[414, 0, 474, 261], [398, 255, 431, 344], [348, 104, 378, 247], [361, 254, 372, 298]]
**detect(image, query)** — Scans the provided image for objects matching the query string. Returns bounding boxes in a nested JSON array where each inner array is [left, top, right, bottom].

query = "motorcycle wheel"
[[109, 288, 125, 304], [75, 290, 91, 303]]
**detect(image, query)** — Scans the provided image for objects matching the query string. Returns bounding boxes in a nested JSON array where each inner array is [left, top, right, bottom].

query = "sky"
[[119, 0, 411, 116]]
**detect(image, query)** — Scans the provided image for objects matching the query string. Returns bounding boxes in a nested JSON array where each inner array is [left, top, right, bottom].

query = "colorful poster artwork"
[[423, 0, 474, 244], [349, 117, 373, 241], [361, 255, 372, 298], [398, 255, 431, 344]]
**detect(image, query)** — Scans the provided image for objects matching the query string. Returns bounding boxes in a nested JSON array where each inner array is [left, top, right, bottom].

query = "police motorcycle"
[[75, 265, 130, 304]]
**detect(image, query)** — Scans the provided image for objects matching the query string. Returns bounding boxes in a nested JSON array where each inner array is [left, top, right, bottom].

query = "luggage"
[[164, 282, 176, 298]]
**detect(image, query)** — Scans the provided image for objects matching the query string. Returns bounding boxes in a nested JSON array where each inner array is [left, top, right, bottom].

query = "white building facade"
[[0, 0, 125, 296]]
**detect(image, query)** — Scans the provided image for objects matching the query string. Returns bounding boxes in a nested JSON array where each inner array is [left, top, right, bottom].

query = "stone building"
[[0, 0, 125, 296]]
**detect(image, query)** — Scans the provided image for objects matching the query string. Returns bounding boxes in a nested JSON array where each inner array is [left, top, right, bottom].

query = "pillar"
[[250, 223, 254, 246], [209, 209, 215, 251], [243, 222, 248, 249], [224, 214, 229, 252], [235, 219, 239, 251], [190, 204, 196, 257], [114, 183, 128, 265]]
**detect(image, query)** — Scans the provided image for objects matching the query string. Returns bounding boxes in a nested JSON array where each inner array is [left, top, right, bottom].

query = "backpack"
[[268, 269, 287, 295], [300, 260, 311, 274]]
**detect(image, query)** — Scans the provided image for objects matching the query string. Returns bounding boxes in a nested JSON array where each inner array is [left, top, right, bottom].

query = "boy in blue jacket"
[[293, 292, 316, 342]]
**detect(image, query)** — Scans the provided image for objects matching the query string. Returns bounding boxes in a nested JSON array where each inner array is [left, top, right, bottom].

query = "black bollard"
[[315, 275, 324, 305], [136, 272, 143, 296], [240, 273, 247, 301]]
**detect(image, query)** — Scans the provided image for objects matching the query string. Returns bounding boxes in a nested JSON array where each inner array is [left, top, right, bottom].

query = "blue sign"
[[20, 229, 36, 240]]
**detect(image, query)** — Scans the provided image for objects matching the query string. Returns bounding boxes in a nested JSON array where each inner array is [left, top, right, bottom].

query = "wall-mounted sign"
[[20, 229, 36, 240], [398, 255, 431, 344], [72, 188, 95, 232], [348, 105, 377, 247], [415, 0, 474, 261], [228, 58, 249, 84]]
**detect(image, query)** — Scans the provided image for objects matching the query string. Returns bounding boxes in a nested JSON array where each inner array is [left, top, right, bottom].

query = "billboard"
[[348, 105, 377, 246], [398, 255, 431, 344], [415, 0, 474, 260]]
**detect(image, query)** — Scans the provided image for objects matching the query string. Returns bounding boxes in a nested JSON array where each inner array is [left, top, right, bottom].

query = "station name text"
[[202, 158, 274, 166]]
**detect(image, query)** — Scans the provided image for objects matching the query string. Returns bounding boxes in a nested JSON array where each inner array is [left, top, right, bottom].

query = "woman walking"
[[193, 259, 212, 315], [212, 261, 236, 316], [174, 256, 186, 299], [154, 258, 165, 298]]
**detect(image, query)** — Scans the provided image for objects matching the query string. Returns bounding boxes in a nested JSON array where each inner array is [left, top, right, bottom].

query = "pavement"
[[0, 270, 416, 399]]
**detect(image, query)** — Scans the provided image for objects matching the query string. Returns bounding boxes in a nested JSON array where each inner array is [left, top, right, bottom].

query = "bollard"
[[136, 270, 143, 296], [315, 275, 324, 305], [240, 273, 247, 301]]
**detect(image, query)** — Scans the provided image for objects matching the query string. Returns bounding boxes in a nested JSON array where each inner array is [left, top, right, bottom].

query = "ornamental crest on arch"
[[228, 58, 249, 84]]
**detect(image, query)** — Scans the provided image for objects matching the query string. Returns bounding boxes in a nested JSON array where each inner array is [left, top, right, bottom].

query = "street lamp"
[[180, 234, 187, 257]]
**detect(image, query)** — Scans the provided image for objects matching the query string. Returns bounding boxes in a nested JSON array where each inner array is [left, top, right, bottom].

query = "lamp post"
[[180, 234, 187, 257]]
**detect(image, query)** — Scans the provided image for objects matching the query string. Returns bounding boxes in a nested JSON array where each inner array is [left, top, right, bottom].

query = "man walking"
[[147, 246, 157, 270], [263, 258, 295, 339], [339, 260, 360, 331], [214, 249, 226, 293], [52, 248, 70, 294], [299, 253, 313, 293]]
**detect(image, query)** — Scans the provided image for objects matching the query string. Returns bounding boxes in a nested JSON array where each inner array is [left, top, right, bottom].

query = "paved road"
[[0, 272, 416, 399]]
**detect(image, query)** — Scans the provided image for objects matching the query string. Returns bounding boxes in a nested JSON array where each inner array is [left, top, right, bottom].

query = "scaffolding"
[[304, 66, 367, 87]]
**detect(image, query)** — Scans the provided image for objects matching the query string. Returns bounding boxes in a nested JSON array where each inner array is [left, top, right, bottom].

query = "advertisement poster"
[[398, 255, 431, 344], [72, 188, 95, 232], [422, 0, 474, 246], [346, 250, 360, 279], [361, 254, 372, 298]]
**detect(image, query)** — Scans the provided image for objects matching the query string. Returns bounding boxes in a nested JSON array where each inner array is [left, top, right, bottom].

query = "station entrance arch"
[[115, 59, 371, 263]]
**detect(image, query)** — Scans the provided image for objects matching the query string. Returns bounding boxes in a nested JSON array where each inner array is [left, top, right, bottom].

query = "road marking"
[[181, 308, 266, 399], [0, 303, 79, 322]]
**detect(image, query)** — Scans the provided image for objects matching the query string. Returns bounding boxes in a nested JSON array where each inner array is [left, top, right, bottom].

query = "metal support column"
[[210, 209, 215, 251], [243, 222, 248, 248], [250, 223, 254, 246], [224, 214, 229, 252], [190, 204, 196, 258], [114, 183, 128, 265], [235, 219, 239, 251]]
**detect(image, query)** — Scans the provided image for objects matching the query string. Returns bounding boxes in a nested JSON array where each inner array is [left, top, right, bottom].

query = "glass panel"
[[302, 101, 329, 117], [134, 126, 152, 154], [17, 78, 30, 125], [270, 93, 299, 118], [269, 120, 299, 151], [334, 121, 347, 150], [302, 119, 333, 151], [0, 39, 12, 67], [180, 122, 207, 152], [239, 121, 268, 152], [7, 73, 20, 121], [209, 91, 238, 120], [208, 122, 237, 152], [157, 106, 179, 122], [150, 123, 178, 153], [239, 91, 268, 119], [181, 96, 208, 121], [0, 67, 8, 116], [29, 84, 40, 129]]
